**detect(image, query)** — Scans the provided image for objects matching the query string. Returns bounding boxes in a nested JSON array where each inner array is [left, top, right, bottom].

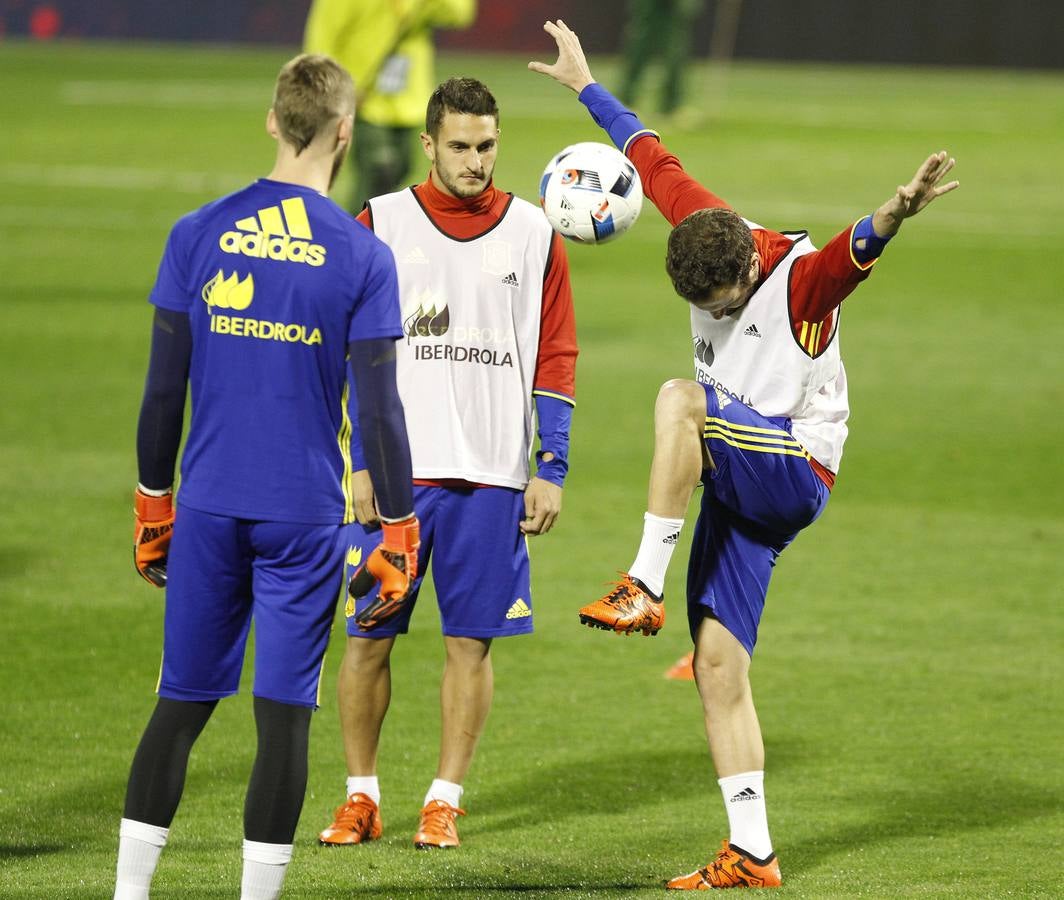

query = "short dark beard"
[[436, 160, 492, 199]]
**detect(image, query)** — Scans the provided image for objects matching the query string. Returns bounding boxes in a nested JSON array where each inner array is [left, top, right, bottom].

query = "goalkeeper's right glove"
[[134, 486, 175, 588], [350, 515, 420, 631]]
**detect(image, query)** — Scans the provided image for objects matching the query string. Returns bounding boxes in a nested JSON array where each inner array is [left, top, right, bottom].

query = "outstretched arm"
[[529, 18, 729, 225], [871, 151, 959, 238]]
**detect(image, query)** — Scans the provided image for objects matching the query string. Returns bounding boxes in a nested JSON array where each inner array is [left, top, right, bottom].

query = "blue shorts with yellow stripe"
[[160, 504, 346, 708], [687, 384, 830, 656]]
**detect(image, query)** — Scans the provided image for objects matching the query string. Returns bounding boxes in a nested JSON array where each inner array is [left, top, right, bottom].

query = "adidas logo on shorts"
[[506, 598, 532, 619]]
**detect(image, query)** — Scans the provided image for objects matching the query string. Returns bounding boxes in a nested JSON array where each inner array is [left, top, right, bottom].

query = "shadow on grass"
[[0, 844, 66, 858], [785, 772, 1062, 876]]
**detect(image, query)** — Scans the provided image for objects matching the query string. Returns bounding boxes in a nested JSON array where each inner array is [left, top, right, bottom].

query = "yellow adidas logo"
[[219, 196, 326, 267], [505, 598, 532, 620]]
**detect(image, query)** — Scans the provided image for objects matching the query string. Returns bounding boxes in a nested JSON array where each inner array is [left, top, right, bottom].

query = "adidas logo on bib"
[[501, 271, 520, 287]]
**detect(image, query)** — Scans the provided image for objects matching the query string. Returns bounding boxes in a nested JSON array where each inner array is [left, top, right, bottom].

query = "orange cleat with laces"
[[413, 799, 466, 849], [667, 841, 781, 889], [318, 793, 382, 846], [579, 573, 665, 636]]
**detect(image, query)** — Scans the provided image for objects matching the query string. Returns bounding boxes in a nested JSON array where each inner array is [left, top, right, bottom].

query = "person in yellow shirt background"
[[304, 0, 477, 212]]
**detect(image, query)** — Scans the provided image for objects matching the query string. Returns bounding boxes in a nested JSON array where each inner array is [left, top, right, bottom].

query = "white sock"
[[424, 778, 463, 808], [114, 818, 168, 900], [240, 840, 292, 900], [628, 512, 684, 597], [718, 771, 772, 860], [345, 775, 380, 805]]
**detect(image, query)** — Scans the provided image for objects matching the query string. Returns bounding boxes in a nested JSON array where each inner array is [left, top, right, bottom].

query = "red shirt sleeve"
[[355, 207, 372, 230], [534, 231, 578, 399], [787, 223, 873, 354], [626, 134, 731, 226]]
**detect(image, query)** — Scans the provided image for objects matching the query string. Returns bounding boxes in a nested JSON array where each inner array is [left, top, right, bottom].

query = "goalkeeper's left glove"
[[350, 515, 420, 630], [134, 486, 175, 588]]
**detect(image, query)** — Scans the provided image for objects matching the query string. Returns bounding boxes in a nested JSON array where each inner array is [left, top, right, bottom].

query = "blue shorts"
[[344, 485, 532, 640], [160, 504, 346, 708], [686, 385, 830, 656]]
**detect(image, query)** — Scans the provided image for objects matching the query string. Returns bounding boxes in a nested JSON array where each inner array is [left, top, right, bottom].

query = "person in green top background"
[[304, 0, 477, 213]]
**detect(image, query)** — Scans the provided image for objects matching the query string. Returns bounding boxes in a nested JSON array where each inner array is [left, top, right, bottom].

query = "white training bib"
[[369, 189, 554, 488], [689, 227, 849, 472]]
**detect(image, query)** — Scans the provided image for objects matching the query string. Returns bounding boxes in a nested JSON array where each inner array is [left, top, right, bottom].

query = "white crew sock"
[[628, 512, 684, 597], [718, 771, 772, 860], [114, 818, 169, 900], [345, 775, 380, 805], [240, 839, 293, 900], [424, 778, 463, 808]]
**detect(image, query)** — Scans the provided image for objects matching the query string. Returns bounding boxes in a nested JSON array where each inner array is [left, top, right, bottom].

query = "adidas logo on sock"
[[506, 598, 532, 619], [730, 787, 761, 803], [743, 324, 762, 338], [501, 271, 520, 287], [663, 531, 680, 545]]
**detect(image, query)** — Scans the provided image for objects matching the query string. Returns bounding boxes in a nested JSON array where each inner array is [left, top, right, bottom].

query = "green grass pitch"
[[1, 40, 1062, 899]]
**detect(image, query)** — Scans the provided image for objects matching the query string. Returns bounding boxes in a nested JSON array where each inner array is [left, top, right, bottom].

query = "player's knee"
[[655, 379, 704, 428], [343, 635, 393, 673], [693, 653, 748, 705]]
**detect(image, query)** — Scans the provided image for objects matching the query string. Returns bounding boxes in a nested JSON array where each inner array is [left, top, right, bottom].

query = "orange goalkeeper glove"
[[350, 515, 420, 631], [134, 487, 175, 588]]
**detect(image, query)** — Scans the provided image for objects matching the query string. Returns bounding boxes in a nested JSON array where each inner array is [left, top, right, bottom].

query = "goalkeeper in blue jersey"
[[114, 54, 420, 900]]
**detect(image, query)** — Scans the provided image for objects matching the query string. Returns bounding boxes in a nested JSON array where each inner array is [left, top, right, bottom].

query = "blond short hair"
[[272, 53, 355, 155]]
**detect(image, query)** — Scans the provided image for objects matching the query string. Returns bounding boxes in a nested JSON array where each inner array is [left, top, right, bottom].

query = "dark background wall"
[[2, 0, 1061, 69]]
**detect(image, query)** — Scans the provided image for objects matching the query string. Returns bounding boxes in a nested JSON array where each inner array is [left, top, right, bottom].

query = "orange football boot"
[[318, 793, 382, 846], [667, 841, 781, 890], [579, 573, 664, 636], [665, 651, 695, 680], [413, 799, 466, 849]]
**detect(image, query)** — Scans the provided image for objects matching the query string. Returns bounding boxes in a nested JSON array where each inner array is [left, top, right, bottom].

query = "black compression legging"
[[123, 696, 312, 844]]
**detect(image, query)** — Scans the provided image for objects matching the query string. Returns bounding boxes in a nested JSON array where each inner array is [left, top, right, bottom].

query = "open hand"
[[527, 19, 596, 93], [873, 151, 959, 237]]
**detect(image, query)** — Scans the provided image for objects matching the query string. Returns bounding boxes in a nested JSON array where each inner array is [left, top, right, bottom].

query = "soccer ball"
[[539, 142, 643, 244]]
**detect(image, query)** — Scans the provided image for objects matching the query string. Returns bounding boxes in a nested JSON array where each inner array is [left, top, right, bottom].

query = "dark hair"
[[425, 77, 499, 138], [272, 53, 355, 155], [665, 208, 756, 303]]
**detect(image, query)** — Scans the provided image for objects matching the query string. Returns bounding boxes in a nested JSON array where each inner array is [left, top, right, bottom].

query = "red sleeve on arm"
[[534, 231, 578, 399], [356, 206, 372, 230], [789, 223, 873, 325], [627, 135, 731, 226]]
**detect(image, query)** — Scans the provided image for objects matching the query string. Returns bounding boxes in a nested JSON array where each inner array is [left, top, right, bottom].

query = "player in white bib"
[[318, 77, 578, 851], [531, 20, 959, 890]]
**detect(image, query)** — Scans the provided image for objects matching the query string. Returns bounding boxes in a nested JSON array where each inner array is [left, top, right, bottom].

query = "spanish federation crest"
[[481, 239, 512, 277]]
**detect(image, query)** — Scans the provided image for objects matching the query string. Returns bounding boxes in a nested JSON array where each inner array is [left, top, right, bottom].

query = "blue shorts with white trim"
[[345, 484, 533, 640], [686, 384, 830, 656]]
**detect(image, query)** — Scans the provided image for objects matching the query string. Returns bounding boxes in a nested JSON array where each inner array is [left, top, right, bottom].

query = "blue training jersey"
[[149, 178, 402, 524]]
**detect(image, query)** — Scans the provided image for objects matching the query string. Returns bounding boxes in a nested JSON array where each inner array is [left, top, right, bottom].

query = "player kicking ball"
[[530, 19, 958, 890]]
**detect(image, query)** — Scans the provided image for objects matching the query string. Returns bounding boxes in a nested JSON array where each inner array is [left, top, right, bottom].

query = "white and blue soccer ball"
[[539, 142, 643, 244]]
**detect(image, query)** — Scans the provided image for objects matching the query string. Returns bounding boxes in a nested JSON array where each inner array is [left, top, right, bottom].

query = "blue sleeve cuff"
[[578, 83, 659, 156], [851, 214, 892, 267], [533, 392, 573, 488]]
